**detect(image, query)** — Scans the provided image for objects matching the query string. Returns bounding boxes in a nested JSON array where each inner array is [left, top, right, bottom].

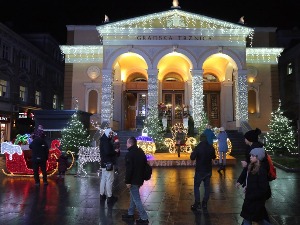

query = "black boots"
[[191, 202, 201, 211], [217, 164, 226, 173]]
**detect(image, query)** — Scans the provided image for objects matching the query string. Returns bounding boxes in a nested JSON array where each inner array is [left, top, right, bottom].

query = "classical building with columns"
[[60, 6, 283, 132]]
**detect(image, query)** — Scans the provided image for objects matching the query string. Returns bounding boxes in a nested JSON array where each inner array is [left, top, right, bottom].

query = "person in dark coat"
[[190, 133, 216, 211], [240, 148, 271, 225], [236, 128, 268, 187], [99, 128, 118, 203], [57, 152, 69, 178], [29, 135, 49, 186], [122, 137, 149, 224]]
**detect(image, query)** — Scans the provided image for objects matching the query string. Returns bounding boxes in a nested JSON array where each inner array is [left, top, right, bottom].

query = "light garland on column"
[[101, 70, 113, 123], [235, 71, 248, 122], [147, 71, 159, 110], [192, 71, 203, 128]]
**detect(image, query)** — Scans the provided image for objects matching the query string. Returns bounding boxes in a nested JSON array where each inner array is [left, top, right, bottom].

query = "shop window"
[[35, 91, 41, 105], [53, 95, 58, 109], [287, 62, 293, 75], [203, 74, 219, 82], [20, 86, 27, 102], [0, 80, 7, 97]]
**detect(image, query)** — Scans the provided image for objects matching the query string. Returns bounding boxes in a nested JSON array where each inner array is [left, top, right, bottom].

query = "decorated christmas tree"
[[60, 111, 90, 154], [143, 107, 165, 145], [198, 112, 209, 134], [265, 101, 297, 155]]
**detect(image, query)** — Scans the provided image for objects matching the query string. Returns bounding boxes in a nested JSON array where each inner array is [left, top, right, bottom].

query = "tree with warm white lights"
[[198, 112, 209, 134], [60, 112, 90, 154], [265, 101, 297, 155], [143, 107, 165, 145]]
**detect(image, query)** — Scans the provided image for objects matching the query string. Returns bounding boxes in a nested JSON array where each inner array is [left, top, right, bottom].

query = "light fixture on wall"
[[87, 66, 101, 81]]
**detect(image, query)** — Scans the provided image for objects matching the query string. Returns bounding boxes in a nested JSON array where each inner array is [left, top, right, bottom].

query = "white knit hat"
[[104, 128, 112, 137]]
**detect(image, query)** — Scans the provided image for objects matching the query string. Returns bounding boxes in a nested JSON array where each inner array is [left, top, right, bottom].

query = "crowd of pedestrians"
[[27, 124, 272, 225]]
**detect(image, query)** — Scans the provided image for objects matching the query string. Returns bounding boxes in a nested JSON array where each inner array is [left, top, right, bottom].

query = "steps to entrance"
[[226, 130, 247, 155], [116, 130, 142, 152]]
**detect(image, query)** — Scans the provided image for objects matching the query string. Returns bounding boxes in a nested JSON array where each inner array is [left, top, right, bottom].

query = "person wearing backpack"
[[122, 137, 149, 224], [239, 148, 272, 225]]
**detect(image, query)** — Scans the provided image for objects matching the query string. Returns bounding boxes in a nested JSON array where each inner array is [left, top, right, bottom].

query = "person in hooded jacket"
[[99, 128, 118, 203], [122, 136, 149, 224], [240, 148, 272, 225]]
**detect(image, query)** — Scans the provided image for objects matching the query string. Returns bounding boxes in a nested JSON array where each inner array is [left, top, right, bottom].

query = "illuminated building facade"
[[61, 8, 282, 132]]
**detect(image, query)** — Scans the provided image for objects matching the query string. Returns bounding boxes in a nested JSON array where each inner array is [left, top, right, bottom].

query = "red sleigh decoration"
[[1, 139, 73, 177]]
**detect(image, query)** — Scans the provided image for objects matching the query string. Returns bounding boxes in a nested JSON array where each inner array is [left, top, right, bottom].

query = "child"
[[57, 152, 69, 178], [113, 135, 120, 174], [240, 147, 271, 225]]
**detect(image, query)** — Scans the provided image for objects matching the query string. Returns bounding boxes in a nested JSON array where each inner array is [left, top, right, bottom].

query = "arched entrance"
[[157, 52, 192, 127]]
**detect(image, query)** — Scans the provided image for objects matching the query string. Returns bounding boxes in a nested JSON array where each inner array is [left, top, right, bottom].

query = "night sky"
[[1, 0, 299, 44]]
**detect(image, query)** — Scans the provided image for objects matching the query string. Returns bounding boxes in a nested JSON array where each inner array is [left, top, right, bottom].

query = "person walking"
[[190, 133, 216, 211], [100, 128, 118, 204], [29, 134, 49, 186], [122, 137, 149, 224], [203, 124, 216, 145], [236, 128, 265, 188], [217, 127, 228, 172], [240, 147, 272, 225]]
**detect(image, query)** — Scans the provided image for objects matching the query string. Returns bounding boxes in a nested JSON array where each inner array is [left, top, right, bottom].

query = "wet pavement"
[[0, 153, 300, 225]]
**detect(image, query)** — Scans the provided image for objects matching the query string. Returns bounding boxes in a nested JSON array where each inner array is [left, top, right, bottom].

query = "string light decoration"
[[164, 123, 197, 153], [137, 136, 156, 156], [101, 70, 114, 123], [77, 146, 101, 176], [246, 48, 283, 64], [235, 70, 248, 122], [265, 101, 298, 155], [192, 70, 204, 128], [97, 9, 253, 45], [148, 71, 159, 109], [60, 45, 103, 63], [1, 139, 75, 177]]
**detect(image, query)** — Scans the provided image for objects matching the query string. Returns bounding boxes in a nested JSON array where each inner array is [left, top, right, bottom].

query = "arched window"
[[163, 72, 183, 82], [203, 74, 219, 82], [248, 89, 256, 114], [88, 90, 98, 114], [129, 73, 147, 82]]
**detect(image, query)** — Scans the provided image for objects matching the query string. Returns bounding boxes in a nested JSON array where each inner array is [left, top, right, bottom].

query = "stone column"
[[191, 69, 204, 128], [235, 69, 248, 127], [147, 69, 159, 111], [101, 69, 113, 124]]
